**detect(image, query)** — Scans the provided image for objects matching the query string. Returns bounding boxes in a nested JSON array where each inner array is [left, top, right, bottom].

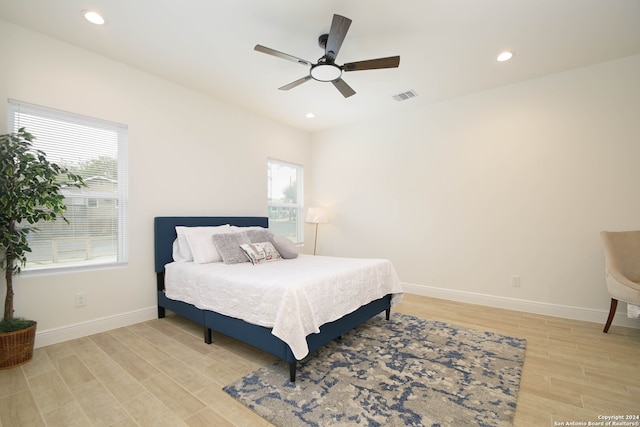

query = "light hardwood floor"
[[1, 294, 638, 426]]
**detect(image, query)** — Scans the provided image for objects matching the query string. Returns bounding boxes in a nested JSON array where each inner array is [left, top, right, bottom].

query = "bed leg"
[[204, 328, 212, 344], [158, 306, 166, 319], [289, 362, 297, 382], [385, 308, 390, 320]]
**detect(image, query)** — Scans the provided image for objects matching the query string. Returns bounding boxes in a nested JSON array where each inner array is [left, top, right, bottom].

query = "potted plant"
[[0, 127, 85, 369]]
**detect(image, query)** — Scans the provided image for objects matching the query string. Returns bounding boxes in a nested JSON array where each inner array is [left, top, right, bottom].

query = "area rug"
[[223, 313, 526, 427]]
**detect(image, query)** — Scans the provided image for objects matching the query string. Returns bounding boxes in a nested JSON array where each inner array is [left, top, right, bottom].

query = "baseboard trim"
[[35, 307, 158, 348], [402, 283, 640, 329], [34, 286, 639, 348]]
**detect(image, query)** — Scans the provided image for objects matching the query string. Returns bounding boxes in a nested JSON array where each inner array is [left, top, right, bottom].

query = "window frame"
[[7, 99, 129, 274], [267, 158, 304, 244]]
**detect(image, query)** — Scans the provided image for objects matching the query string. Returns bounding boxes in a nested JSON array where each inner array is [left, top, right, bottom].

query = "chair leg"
[[603, 298, 618, 333]]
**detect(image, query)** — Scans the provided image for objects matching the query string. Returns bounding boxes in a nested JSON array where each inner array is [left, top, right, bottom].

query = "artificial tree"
[[0, 127, 85, 333]]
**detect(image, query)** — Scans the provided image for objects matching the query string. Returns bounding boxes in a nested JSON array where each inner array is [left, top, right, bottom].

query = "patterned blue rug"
[[223, 313, 526, 426]]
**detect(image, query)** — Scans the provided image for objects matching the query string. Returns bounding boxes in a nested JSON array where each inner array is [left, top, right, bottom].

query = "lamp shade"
[[305, 207, 330, 224]]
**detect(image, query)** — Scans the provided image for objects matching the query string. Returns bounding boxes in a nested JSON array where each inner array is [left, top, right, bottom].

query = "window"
[[8, 99, 128, 272], [267, 159, 303, 244]]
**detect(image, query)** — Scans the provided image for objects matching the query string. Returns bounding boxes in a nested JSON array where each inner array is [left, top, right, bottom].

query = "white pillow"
[[229, 225, 267, 233], [172, 238, 190, 262], [178, 225, 231, 264], [174, 227, 195, 262]]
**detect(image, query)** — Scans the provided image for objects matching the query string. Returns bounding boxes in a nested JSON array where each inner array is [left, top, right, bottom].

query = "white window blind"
[[8, 99, 128, 272], [267, 159, 304, 244]]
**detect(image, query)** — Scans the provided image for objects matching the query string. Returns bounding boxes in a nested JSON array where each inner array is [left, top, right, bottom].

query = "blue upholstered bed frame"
[[154, 216, 392, 382]]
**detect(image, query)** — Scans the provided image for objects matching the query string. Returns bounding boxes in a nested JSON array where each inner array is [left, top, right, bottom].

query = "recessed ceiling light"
[[497, 51, 514, 62], [306, 113, 315, 119], [82, 10, 105, 25]]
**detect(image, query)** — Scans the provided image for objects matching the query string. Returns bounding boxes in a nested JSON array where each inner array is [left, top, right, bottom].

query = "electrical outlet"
[[511, 275, 521, 288], [75, 292, 87, 307]]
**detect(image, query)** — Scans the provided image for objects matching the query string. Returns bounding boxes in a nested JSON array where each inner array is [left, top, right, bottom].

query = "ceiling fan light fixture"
[[82, 10, 105, 25], [310, 64, 342, 82]]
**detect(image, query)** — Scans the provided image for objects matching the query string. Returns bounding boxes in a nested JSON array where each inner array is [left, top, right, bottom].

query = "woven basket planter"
[[0, 322, 37, 369]]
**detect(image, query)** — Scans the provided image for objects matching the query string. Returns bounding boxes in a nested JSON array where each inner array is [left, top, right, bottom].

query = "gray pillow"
[[245, 228, 273, 243], [212, 232, 251, 264], [271, 235, 299, 259]]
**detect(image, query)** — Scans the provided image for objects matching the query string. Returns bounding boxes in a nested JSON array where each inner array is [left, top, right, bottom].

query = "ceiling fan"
[[254, 14, 400, 98]]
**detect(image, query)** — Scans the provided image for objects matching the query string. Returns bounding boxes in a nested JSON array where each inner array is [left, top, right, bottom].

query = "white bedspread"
[[164, 254, 403, 359]]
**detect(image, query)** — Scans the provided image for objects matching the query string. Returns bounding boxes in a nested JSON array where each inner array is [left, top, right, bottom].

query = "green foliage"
[[67, 156, 118, 180], [0, 317, 36, 333], [1, 127, 86, 322], [282, 181, 298, 203]]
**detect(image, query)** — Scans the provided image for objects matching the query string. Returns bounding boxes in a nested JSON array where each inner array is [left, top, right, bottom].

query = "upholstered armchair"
[[600, 230, 640, 333]]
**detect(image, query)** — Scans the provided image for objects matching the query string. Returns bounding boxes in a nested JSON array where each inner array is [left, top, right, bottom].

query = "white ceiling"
[[1, 0, 639, 133]]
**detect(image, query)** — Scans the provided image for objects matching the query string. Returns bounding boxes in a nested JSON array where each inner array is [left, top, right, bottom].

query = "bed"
[[154, 216, 403, 381]]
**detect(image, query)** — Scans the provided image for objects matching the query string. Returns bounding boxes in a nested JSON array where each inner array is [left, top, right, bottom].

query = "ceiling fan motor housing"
[[318, 34, 329, 50], [312, 33, 342, 81]]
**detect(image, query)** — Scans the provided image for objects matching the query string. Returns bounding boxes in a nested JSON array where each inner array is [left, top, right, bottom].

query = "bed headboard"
[[154, 216, 269, 273]]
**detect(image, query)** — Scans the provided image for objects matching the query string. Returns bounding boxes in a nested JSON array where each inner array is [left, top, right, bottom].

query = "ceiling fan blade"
[[254, 45, 313, 67], [325, 14, 352, 62], [332, 78, 356, 98], [279, 75, 312, 91], [343, 56, 400, 72]]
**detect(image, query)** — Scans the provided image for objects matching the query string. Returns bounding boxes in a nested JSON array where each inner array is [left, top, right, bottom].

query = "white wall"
[[1, 17, 638, 346], [310, 54, 640, 326], [0, 20, 311, 346]]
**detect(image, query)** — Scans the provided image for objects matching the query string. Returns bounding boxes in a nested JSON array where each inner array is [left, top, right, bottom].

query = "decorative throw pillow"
[[180, 225, 232, 264], [212, 232, 252, 264], [239, 242, 282, 265], [270, 235, 299, 259]]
